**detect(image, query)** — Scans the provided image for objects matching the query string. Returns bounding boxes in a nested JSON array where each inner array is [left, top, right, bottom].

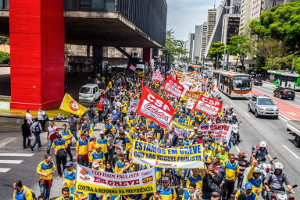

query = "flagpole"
[[59, 93, 67, 110]]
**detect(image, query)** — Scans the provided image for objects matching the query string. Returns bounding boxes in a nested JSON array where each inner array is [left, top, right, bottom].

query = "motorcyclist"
[[226, 106, 234, 116], [264, 162, 295, 199], [230, 113, 239, 124], [252, 141, 273, 163]]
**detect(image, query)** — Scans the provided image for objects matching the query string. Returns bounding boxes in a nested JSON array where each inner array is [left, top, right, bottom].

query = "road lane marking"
[[0, 168, 10, 172], [0, 160, 23, 164], [235, 145, 240, 153], [0, 137, 17, 149], [282, 145, 300, 159], [0, 153, 34, 157], [244, 112, 251, 118], [287, 112, 296, 116]]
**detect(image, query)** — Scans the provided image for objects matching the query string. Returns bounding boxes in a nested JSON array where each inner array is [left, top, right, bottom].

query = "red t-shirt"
[[97, 103, 104, 111]]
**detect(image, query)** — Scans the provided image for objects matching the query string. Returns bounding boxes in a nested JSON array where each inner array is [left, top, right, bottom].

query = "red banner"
[[137, 87, 175, 129], [193, 96, 222, 117], [152, 71, 165, 82], [129, 64, 136, 72], [163, 75, 185, 99]]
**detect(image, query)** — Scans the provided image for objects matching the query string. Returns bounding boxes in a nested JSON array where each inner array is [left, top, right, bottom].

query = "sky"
[[167, 0, 220, 41]]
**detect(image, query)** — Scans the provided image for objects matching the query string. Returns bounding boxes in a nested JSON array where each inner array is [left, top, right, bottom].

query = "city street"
[[221, 92, 300, 199]]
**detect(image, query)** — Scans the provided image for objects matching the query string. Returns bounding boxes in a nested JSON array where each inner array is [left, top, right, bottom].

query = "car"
[[253, 78, 263, 86], [273, 87, 295, 100], [79, 84, 101, 102], [248, 95, 279, 118]]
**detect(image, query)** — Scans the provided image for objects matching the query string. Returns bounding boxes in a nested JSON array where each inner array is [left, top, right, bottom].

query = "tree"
[[227, 35, 252, 68], [164, 30, 188, 62], [250, 1, 300, 51], [0, 51, 10, 64], [208, 42, 225, 68], [253, 39, 291, 70], [294, 57, 300, 74], [0, 36, 9, 45]]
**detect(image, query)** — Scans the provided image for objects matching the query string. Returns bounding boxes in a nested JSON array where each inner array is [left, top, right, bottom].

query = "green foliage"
[[208, 42, 224, 68], [0, 36, 9, 45], [0, 51, 10, 64], [250, 1, 300, 50], [295, 57, 300, 74], [227, 35, 252, 67], [164, 30, 188, 61]]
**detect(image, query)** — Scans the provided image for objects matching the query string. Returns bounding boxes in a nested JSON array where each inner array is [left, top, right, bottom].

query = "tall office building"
[[239, 0, 252, 35], [207, 9, 217, 44], [194, 23, 208, 60], [188, 32, 195, 59]]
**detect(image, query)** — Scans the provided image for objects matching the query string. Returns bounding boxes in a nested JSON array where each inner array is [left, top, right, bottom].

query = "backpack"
[[34, 123, 41, 134], [88, 108, 95, 118], [237, 189, 247, 200]]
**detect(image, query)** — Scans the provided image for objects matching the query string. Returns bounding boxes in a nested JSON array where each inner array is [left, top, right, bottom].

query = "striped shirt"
[[235, 155, 249, 174]]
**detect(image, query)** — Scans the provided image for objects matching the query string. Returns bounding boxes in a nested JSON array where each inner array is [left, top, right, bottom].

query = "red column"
[[142, 48, 152, 65], [10, 0, 65, 110]]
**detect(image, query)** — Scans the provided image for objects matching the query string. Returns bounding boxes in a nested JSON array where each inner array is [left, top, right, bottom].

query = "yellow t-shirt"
[[37, 161, 56, 180], [76, 139, 89, 156]]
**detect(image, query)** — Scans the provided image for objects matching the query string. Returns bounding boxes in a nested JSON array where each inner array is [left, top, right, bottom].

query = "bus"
[[267, 70, 300, 91], [214, 71, 252, 98]]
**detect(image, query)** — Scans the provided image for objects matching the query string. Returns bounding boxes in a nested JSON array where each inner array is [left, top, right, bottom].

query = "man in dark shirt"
[[235, 150, 250, 188]]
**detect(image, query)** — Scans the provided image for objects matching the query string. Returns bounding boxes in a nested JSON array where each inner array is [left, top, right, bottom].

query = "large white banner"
[[132, 140, 204, 168], [75, 165, 156, 195]]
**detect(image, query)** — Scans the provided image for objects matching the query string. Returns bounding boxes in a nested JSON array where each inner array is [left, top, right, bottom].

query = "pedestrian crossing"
[[0, 153, 34, 173]]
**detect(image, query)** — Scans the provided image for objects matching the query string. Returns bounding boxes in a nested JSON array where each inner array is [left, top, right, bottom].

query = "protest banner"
[[163, 75, 185, 99], [132, 140, 204, 168], [193, 95, 222, 116], [75, 165, 156, 195], [172, 122, 232, 144], [182, 91, 203, 100], [129, 64, 136, 72], [152, 71, 165, 82], [137, 87, 175, 129], [129, 100, 139, 111]]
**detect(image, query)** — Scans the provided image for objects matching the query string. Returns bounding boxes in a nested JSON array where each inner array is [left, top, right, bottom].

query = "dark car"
[[273, 87, 295, 100], [253, 78, 263, 86]]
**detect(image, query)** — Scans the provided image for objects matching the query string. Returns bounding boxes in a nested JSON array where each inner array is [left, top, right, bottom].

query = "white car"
[[79, 84, 100, 102]]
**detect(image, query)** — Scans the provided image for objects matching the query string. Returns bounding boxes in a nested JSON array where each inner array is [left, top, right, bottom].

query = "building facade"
[[207, 9, 216, 45]]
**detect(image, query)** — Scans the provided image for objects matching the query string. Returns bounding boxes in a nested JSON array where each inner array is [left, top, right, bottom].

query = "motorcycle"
[[268, 185, 297, 200], [231, 121, 241, 145]]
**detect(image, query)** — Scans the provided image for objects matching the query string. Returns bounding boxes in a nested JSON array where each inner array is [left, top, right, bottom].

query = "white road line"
[[235, 145, 240, 153], [282, 145, 300, 159], [244, 112, 251, 118], [0, 153, 34, 157], [0, 137, 17, 149], [0, 168, 10, 173], [0, 160, 23, 164]]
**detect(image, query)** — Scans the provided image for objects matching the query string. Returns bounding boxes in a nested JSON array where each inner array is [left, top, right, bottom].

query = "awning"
[[192, 65, 201, 68]]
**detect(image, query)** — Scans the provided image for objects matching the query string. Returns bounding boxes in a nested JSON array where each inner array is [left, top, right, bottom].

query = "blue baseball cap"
[[183, 132, 188, 137], [223, 139, 227, 143], [245, 182, 253, 190]]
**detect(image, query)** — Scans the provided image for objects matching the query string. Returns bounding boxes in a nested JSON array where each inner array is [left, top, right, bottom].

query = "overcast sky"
[[167, 0, 220, 41]]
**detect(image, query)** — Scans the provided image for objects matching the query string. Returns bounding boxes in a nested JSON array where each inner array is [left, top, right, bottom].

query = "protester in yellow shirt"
[[221, 154, 239, 200], [36, 154, 56, 199], [89, 144, 105, 169], [61, 124, 73, 161], [55, 187, 70, 200], [76, 131, 89, 167], [13, 180, 34, 200], [63, 161, 76, 189]]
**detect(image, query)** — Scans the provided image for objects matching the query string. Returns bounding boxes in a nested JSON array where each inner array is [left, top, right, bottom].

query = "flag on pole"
[[129, 64, 136, 72], [59, 93, 87, 117]]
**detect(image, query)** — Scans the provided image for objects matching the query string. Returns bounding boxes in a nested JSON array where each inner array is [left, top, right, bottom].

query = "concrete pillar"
[[9, 0, 65, 110], [93, 45, 103, 73], [143, 48, 152, 65]]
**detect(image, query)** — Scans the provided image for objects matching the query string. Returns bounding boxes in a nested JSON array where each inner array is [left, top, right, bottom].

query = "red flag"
[[163, 75, 185, 99], [193, 95, 222, 117], [137, 87, 175, 129], [152, 71, 165, 82]]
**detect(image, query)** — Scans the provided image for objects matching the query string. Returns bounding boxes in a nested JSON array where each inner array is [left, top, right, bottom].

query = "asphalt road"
[[254, 82, 300, 107], [220, 92, 300, 199]]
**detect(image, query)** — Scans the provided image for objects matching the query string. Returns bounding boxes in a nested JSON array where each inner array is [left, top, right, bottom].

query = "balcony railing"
[[0, 0, 9, 10]]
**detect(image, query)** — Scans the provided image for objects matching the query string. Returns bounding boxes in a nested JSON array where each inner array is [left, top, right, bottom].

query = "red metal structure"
[[9, 0, 65, 110]]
